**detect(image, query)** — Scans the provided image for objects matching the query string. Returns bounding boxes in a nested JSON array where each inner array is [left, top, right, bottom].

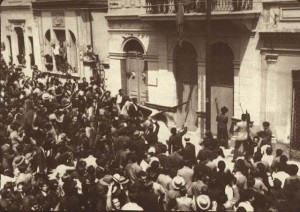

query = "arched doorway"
[[210, 42, 234, 136], [15, 27, 25, 65], [173, 41, 198, 131], [123, 39, 147, 102]]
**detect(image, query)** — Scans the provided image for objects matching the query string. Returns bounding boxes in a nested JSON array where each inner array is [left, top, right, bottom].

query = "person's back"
[[235, 120, 248, 141]]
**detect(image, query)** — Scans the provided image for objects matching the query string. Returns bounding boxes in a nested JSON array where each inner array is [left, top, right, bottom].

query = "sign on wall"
[[52, 12, 65, 28]]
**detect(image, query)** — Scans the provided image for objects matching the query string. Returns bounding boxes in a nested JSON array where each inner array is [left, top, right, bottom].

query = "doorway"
[[210, 42, 234, 136], [291, 70, 300, 158], [123, 39, 147, 103], [15, 27, 25, 65], [173, 41, 198, 131]]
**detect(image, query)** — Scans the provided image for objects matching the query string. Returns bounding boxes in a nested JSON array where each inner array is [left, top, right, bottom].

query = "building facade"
[[1, 0, 41, 72], [1, 0, 109, 79], [105, 0, 300, 145]]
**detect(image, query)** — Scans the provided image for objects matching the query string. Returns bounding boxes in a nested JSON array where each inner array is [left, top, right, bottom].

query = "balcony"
[[107, 0, 260, 22]]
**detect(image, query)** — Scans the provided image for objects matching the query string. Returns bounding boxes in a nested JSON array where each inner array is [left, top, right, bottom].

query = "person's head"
[[218, 161, 226, 172], [241, 114, 247, 121], [40, 182, 49, 192], [236, 207, 247, 212], [118, 89, 124, 95], [132, 98, 138, 104], [253, 151, 263, 162], [112, 198, 121, 210], [263, 121, 270, 130], [170, 127, 177, 135], [221, 106, 228, 114], [72, 116, 78, 123], [280, 155, 288, 164], [17, 182, 25, 193], [288, 164, 299, 176], [266, 147, 272, 156], [276, 149, 283, 157], [82, 77, 86, 82]]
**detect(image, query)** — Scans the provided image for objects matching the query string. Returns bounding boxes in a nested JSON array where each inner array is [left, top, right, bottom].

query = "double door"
[[126, 53, 147, 103]]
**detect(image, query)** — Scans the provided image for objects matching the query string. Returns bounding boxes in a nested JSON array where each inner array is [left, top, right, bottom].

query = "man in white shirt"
[[233, 114, 248, 160]]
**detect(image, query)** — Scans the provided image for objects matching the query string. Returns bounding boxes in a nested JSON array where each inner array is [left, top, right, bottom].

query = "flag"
[[176, 1, 185, 47]]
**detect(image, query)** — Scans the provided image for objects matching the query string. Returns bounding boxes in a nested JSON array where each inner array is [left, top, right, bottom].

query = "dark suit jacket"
[[144, 122, 160, 146], [182, 143, 196, 164], [168, 126, 187, 152]]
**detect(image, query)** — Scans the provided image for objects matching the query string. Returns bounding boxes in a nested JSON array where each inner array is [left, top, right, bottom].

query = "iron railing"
[[145, 0, 253, 14]]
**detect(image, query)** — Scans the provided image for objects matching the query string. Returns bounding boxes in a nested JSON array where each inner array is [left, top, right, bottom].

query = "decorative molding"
[[265, 53, 278, 64], [280, 7, 300, 22], [143, 54, 158, 62], [52, 12, 65, 28]]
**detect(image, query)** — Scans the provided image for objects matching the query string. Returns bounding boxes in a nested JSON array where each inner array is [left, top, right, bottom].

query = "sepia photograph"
[[1, 0, 300, 211]]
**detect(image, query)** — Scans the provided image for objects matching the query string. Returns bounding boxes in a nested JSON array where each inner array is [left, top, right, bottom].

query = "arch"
[[211, 42, 234, 86], [173, 41, 198, 84], [123, 38, 145, 55]]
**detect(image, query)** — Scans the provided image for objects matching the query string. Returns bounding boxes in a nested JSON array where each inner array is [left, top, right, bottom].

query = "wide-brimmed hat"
[[15, 156, 28, 170], [113, 174, 129, 185], [59, 98, 71, 109], [196, 194, 211, 210], [171, 176, 186, 191], [99, 175, 113, 186], [42, 92, 51, 101]]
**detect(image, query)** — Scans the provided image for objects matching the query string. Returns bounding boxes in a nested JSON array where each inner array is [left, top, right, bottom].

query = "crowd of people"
[[1, 56, 300, 212]]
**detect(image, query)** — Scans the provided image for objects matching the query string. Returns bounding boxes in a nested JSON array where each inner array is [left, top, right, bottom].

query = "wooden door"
[[126, 54, 147, 102]]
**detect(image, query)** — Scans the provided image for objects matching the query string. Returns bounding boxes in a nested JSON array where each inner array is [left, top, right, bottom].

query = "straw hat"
[[196, 194, 211, 210], [171, 176, 186, 191]]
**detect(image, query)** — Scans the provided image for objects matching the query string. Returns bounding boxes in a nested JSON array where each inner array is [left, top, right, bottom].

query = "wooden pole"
[[205, 0, 212, 130]]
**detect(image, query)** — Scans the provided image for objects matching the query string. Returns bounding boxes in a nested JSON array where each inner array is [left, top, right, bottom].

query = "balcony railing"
[[145, 0, 253, 14], [108, 0, 254, 14]]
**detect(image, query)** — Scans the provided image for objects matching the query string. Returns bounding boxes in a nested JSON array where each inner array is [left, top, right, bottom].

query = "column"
[[11, 27, 19, 65], [197, 59, 206, 136], [23, 27, 31, 70], [233, 60, 241, 119]]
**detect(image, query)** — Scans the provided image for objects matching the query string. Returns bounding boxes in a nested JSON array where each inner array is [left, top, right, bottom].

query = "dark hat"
[[221, 106, 228, 113]]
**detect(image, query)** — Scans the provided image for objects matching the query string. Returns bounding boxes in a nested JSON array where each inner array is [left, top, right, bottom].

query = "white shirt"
[[234, 121, 248, 141], [81, 155, 97, 168], [116, 94, 123, 104], [272, 171, 290, 188], [238, 201, 254, 211], [121, 202, 143, 211]]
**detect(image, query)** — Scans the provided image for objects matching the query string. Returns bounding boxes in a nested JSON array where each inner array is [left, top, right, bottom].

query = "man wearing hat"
[[181, 136, 197, 165], [216, 106, 229, 149]]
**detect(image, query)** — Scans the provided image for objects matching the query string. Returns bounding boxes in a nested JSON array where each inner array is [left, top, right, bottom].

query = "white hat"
[[42, 92, 50, 100], [196, 194, 211, 210], [148, 146, 156, 154], [171, 176, 186, 191]]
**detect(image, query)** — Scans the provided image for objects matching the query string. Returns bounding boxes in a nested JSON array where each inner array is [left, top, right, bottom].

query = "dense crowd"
[[1, 56, 300, 212]]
